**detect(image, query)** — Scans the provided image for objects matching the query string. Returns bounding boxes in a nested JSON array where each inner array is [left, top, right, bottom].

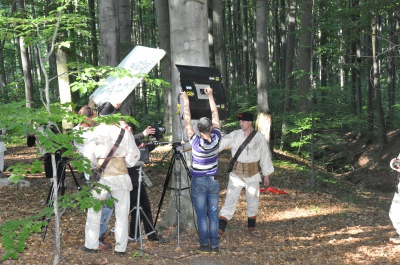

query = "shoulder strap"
[[98, 128, 125, 170], [230, 129, 257, 165]]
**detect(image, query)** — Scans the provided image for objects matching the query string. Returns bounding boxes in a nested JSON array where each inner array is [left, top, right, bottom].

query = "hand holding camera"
[[390, 158, 400, 171]]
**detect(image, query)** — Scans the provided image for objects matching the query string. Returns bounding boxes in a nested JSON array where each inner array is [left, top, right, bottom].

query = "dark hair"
[[197, 117, 211, 133], [78, 106, 95, 118]]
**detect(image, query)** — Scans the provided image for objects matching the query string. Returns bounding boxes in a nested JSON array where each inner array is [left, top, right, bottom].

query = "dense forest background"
[[1, 0, 399, 155], [1, 0, 400, 263]]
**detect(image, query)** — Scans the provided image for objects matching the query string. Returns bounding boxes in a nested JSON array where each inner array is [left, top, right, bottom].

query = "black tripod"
[[42, 156, 81, 241], [129, 161, 163, 251], [154, 142, 191, 246]]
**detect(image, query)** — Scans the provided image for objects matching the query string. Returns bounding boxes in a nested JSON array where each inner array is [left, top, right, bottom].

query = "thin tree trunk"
[[280, 0, 296, 151], [371, 14, 387, 146], [17, 0, 34, 108], [296, 0, 312, 112], [155, 0, 172, 137]]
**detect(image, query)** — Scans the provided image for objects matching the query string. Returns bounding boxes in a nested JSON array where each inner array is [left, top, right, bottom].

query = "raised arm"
[[180, 91, 195, 139], [205, 87, 220, 129]]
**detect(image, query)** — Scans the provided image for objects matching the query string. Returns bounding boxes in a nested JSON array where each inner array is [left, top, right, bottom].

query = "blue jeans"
[[100, 196, 113, 238], [190, 176, 220, 248]]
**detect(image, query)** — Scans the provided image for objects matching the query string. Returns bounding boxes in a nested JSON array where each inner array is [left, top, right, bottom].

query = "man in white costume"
[[218, 112, 274, 238], [0, 127, 6, 177], [80, 102, 140, 255]]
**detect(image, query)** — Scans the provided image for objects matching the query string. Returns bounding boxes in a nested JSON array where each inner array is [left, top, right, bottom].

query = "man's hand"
[[204, 87, 213, 96], [263, 175, 270, 187], [143, 126, 156, 137]]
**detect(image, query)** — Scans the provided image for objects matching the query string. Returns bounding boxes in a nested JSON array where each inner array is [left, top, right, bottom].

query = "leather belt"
[[233, 162, 259, 178], [97, 157, 127, 177]]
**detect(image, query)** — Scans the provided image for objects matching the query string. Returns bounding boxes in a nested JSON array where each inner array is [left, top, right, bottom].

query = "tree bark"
[[280, 0, 296, 150], [155, 0, 172, 137], [371, 15, 387, 146], [158, 0, 209, 234], [255, 0, 272, 146], [296, 0, 313, 112], [99, 0, 119, 67], [17, 0, 34, 108], [211, 0, 228, 90]]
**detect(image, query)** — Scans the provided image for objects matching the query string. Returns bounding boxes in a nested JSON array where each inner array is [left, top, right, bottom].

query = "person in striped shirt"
[[180, 86, 222, 254]]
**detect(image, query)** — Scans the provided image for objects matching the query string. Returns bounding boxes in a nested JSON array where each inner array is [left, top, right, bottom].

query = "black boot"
[[219, 218, 228, 235]]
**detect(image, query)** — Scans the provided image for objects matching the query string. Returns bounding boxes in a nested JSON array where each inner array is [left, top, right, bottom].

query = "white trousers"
[[0, 151, 4, 172], [85, 187, 130, 252], [219, 173, 260, 220], [389, 182, 400, 236]]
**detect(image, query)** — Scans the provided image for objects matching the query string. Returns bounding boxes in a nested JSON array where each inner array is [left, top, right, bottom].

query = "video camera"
[[149, 121, 166, 142]]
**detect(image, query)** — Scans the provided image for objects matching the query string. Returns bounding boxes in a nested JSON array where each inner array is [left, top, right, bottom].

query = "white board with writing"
[[90, 46, 166, 105]]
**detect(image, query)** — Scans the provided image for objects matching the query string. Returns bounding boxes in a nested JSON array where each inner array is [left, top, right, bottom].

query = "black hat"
[[237, 112, 253, 121], [97, 102, 116, 117]]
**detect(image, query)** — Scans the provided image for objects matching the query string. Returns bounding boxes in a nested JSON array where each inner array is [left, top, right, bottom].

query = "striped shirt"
[[189, 128, 222, 177]]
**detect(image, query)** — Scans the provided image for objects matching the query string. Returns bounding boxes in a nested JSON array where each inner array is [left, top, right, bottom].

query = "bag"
[[91, 167, 103, 182], [139, 145, 150, 164]]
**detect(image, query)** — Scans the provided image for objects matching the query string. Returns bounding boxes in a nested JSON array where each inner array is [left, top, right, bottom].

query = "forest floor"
[[1, 130, 400, 265]]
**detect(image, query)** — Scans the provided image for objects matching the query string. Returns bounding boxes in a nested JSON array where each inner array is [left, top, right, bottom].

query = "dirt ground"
[[1, 139, 400, 265]]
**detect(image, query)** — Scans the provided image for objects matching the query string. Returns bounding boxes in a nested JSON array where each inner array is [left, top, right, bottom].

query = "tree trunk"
[[211, 0, 228, 90], [280, 0, 296, 150], [255, 0, 273, 148], [99, 0, 119, 67], [155, 0, 172, 137], [386, 9, 398, 129], [17, 0, 34, 108], [88, 0, 98, 67], [158, 0, 209, 235], [118, 0, 136, 121], [296, 0, 313, 112], [371, 15, 387, 146], [56, 48, 73, 130]]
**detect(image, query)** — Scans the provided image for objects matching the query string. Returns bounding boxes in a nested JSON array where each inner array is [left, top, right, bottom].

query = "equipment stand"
[[42, 157, 81, 241], [129, 163, 163, 251], [154, 142, 191, 247]]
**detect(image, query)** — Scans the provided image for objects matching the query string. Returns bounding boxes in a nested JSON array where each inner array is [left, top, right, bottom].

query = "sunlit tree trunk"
[[17, 0, 34, 108], [255, 0, 272, 146], [56, 48, 73, 130]]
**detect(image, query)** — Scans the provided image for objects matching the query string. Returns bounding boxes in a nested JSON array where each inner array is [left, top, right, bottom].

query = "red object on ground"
[[260, 187, 287, 194]]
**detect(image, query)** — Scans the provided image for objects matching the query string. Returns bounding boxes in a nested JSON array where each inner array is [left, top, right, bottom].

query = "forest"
[[0, 0, 400, 264]]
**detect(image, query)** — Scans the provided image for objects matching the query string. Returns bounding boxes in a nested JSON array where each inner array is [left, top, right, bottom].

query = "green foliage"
[[0, 183, 115, 261]]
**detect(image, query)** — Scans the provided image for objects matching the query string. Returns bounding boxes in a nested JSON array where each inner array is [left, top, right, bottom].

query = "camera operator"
[[389, 157, 400, 244], [120, 121, 167, 243], [27, 121, 63, 179]]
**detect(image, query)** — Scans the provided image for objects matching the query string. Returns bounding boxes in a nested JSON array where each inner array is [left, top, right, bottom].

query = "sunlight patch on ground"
[[264, 206, 353, 221]]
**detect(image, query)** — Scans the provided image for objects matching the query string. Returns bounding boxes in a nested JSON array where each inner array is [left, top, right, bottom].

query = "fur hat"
[[237, 112, 253, 121]]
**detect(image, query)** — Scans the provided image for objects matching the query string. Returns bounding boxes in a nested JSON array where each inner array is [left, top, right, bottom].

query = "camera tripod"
[[154, 142, 191, 246], [42, 155, 81, 241], [129, 162, 164, 251]]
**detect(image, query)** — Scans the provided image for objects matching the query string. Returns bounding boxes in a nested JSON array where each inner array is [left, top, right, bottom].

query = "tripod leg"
[[153, 157, 175, 227], [67, 163, 81, 190]]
